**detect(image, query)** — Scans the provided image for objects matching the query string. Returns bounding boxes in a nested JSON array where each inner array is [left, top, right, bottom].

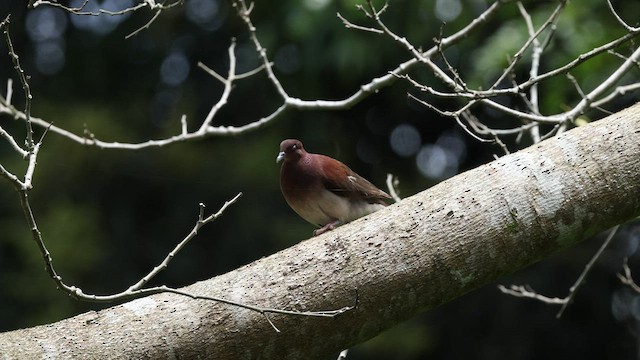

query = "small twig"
[[337, 349, 349, 360], [617, 257, 640, 293], [233, 0, 289, 100], [6, 0, 637, 153], [592, 79, 640, 108], [2, 16, 34, 148], [385, 174, 401, 203], [606, 0, 640, 32], [491, 132, 510, 156], [455, 112, 494, 143], [5, 78, 13, 105], [180, 114, 188, 135], [566, 72, 586, 100], [125, 8, 163, 39], [555, 224, 619, 317], [336, 12, 383, 34], [435, 23, 467, 90], [199, 40, 238, 130], [198, 62, 228, 90], [498, 284, 566, 304], [499, 225, 620, 318], [16, 187, 355, 328], [33, 0, 183, 38], [0, 125, 28, 158], [31, 0, 95, 14], [490, 0, 567, 90], [127, 194, 243, 292], [3, 1, 506, 149], [517, 1, 542, 143]]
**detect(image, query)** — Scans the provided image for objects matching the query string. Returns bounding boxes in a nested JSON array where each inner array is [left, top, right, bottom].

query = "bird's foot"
[[313, 220, 343, 236]]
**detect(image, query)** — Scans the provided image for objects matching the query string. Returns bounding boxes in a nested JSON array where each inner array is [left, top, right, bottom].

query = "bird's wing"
[[319, 156, 391, 202]]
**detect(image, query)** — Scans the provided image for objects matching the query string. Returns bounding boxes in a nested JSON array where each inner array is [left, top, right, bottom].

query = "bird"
[[277, 139, 391, 236]]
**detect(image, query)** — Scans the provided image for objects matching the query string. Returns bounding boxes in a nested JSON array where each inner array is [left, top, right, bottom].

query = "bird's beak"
[[276, 151, 285, 163]]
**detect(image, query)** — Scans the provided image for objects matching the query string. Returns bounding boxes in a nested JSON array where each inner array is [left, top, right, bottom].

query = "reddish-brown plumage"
[[277, 139, 390, 236]]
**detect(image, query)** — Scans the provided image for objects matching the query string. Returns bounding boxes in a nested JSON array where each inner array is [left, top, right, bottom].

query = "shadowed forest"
[[1, 0, 640, 358]]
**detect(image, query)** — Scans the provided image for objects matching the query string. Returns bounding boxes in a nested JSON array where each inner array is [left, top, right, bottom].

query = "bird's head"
[[276, 139, 305, 163]]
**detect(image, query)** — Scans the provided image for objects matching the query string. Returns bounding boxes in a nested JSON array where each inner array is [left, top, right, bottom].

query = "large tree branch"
[[1, 103, 639, 358]]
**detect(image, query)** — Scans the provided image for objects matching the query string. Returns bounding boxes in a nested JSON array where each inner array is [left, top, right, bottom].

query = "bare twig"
[[19, 189, 354, 330], [606, 0, 640, 32], [125, 7, 163, 39], [337, 12, 383, 34], [617, 257, 640, 293], [127, 194, 243, 291], [2, 0, 505, 150], [517, 1, 542, 143], [31, 0, 183, 38], [0, 125, 28, 158], [0, 18, 355, 329], [3, 1, 638, 153], [348, 0, 640, 144], [498, 284, 566, 304], [490, 1, 567, 90], [592, 82, 640, 108], [2, 16, 34, 148], [385, 174, 401, 203], [337, 349, 349, 360], [31, 0, 182, 16], [499, 225, 620, 318]]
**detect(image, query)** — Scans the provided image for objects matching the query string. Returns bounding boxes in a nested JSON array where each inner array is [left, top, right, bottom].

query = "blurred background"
[[1, 0, 640, 358]]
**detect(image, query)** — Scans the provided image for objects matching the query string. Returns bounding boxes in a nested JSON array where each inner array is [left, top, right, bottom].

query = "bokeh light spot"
[[34, 42, 66, 75], [160, 52, 190, 86], [416, 144, 458, 180], [26, 8, 67, 42], [435, 0, 462, 22], [390, 124, 421, 157]]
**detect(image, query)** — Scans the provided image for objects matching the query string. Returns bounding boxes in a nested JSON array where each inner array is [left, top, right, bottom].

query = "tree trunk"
[[2, 103, 640, 359]]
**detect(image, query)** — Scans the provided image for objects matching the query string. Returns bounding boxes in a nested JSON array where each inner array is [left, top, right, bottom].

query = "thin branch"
[[592, 82, 640, 108], [498, 284, 566, 304], [0, 125, 28, 158], [4, 0, 637, 153], [233, 0, 289, 100], [566, 72, 586, 100], [517, 1, 542, 142], [30, 0, 96, 14], [565, 45, 640, 120], [499, 225, 620, 318], [385, 174, 401, 203], [2, 16, 34, 148], [337, 12, 383, 34], [367, 0, 640, 139], [606, 0, 640, 32], [490, 0, 567, 90], [180, 114, 188, 135], [125, 7, 163, 39], [555, 224, 620, 317], [31, 0, 182, 16], [434, 23, 468, 91], [454, 113, 494, 143], [31, 0, 183, 38], [127, 194, 243, 291], [2, 0, 505, 150], [490, 132, 510, 156], [617, 257, 640, 293], [199, 40, 238, 130], [17, 188, 355, 328]]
